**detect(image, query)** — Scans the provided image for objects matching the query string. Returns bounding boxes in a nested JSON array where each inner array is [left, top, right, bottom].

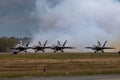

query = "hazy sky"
[[0, 0, 37, 37], [1, 0, 120, 52]]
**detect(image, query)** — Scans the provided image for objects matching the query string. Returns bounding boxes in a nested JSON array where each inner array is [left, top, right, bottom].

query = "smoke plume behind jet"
[[32, 0, 120, 52]]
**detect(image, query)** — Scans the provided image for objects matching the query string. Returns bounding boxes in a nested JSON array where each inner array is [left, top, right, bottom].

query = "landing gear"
[[54, 51, 56, 53], [102, 51, 104, 53], [25, 51, 27, 53], [61, 50, 64, 53], [118, 51, 120, 54], [13, 52, 17, 54], [42, 50, 45, 53], [94, 51, 97, 53]]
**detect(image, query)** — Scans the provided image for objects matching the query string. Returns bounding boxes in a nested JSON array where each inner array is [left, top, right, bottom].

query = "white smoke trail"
[[32, 0, 120, 52]]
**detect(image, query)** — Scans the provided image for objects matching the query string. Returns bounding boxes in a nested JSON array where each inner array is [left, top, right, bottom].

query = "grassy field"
[[0, 52, 120, 78]]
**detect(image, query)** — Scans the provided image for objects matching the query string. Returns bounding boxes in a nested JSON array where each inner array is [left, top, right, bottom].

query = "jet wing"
[[10, 48, 20, 52], [59, 47, 75, 49], [12, 49, 20, 52], [25, 47, 34, 49], [43, 46, 51, 49], [65, 47, 75, 49], [85, 47, 93, 49], [10, 48, 19, 50], [29, 46, 51, 49], [102, 47, 115, 49]]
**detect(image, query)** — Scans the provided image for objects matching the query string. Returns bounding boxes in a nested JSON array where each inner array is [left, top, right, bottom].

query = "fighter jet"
[[50, 40, 75, 53], [11, 40, 30, 54], [85, 41, 115, 53], [30, 40, 48, 52]]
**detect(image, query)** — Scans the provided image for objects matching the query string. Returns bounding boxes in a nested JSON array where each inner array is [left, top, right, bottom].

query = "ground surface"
[[0, 52, 120, 78], [1, 75, 120, 80]]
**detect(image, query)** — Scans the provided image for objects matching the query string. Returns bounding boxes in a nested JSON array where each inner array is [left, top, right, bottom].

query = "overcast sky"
[[0, 0, 120, 39], [0, 0, 38, 37]]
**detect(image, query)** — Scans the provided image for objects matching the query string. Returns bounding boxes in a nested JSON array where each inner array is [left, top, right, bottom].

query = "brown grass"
[[0, 52, 120, 77]]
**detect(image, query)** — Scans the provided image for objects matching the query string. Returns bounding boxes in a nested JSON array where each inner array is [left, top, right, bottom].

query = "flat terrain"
[[1, 75, 120, 80], [0, 52, 120, 78]]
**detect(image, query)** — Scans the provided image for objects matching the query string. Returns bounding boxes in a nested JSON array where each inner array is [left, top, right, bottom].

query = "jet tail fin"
[[103, 41, 107, 47], [57, 40, 61, 46], [20, 40, 23, 46], [44, 40, 47, 47], [63, 40, 67, 47], [97, 41, 101, 46], [26, 41, 30, 47], [38, 41, 41, 46]]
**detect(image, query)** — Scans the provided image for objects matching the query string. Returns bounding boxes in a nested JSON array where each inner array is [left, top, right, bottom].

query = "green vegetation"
[[0, 52, 120, 78], [0, 37, 31, 52]]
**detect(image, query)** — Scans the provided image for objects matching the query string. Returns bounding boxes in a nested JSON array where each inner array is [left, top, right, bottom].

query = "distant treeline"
[[0, 37, 31, 52]]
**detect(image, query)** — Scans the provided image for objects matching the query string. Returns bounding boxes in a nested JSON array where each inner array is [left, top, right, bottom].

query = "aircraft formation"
[[11, 39, 116, 54], [11, 40, 75, 54]]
